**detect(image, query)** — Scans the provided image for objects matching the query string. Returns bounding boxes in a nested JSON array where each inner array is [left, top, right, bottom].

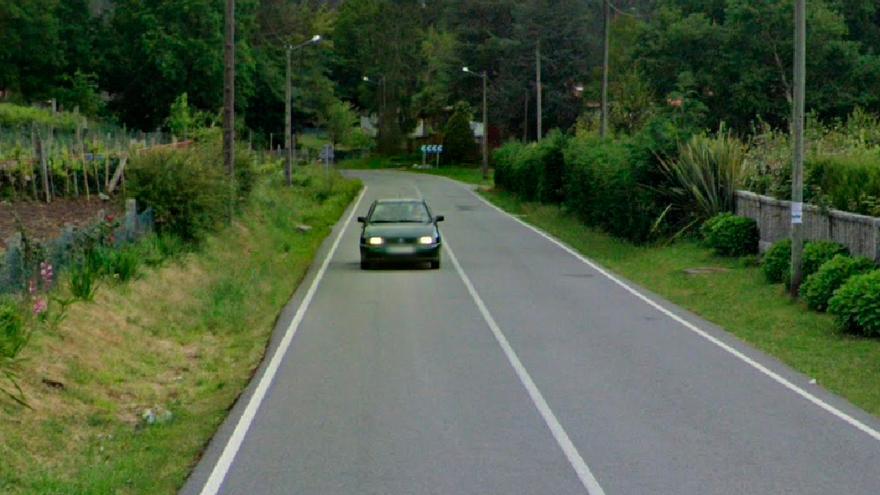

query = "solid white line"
[[444, 239, 606, 495], [464, 183, 880, 443], [198, 186, 368, 495]]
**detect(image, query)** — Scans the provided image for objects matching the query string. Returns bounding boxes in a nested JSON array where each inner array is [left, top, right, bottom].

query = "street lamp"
[[285, 34, 321, 187], [362, 75, 386, 138], [462, 66, 489, 180]]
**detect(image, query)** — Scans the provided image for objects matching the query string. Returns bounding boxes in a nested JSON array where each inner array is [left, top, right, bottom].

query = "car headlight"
[[418, 236, 435, 245], [367, 237, 384, 246]]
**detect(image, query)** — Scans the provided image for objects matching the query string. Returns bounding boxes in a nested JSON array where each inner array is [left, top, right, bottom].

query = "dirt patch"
[[0, 198, 123, 249]]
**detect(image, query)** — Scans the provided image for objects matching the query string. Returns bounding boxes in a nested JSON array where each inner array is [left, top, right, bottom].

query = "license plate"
[[387, 246, 415, 254]]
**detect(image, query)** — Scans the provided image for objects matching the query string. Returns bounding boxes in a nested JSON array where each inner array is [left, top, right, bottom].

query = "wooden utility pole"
[[223, 0, 236, 210], [601, 0, 610, 139], [481, 71, 489, 180], [523, 90, 529, 142], [285, 45, 293, 187], [790, 0, 806, 295], [536, 41, 543, 141]]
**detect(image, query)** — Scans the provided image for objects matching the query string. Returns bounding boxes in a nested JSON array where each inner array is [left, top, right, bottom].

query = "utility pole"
[[536, 40, 543, 141], [285, 44, 293, 187], [790, 0, 806, 295], [601, 0, 610, 139], [223, 0, 235, 214], [481, 70, 488, 180], [523, 90, 529, 142]]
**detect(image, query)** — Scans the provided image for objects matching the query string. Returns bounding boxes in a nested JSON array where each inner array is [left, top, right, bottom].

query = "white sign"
[[791, 202, 804, 225]]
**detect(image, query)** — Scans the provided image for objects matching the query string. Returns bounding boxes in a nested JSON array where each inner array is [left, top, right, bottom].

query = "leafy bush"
[[762, 239, 791, 283], [536, 130, 568, 204], [443, 101, 477, 163], [828, 270, 880, 336], [127, 147, 229, 242], [493, 141, 525, 192], [802, 255, 875, 311], [806, 151, 880, 216], [701, 213, 758, 257], [563, 135, 661, 243], [802, 241, 849, 279]]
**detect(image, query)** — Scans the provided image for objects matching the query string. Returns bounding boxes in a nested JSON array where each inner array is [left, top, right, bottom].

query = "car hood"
[[363, 223, 437, 238]]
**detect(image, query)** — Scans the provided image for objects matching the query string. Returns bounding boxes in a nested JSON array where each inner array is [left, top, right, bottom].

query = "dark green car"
[[358, 199, 445, 269]]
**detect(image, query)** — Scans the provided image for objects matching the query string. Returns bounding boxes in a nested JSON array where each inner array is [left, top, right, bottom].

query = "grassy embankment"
[[0, 167, 361, 493], [480, 189, 880, 417]]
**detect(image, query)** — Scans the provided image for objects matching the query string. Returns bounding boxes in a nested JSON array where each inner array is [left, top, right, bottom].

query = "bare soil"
[[0, 198, 123, 249]]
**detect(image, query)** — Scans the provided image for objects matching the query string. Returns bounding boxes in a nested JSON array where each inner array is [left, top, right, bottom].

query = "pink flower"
[[33, 297, 48, 316]]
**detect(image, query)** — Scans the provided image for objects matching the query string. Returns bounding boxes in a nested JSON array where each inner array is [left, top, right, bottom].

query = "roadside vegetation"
[[0, 141, 360, 492]]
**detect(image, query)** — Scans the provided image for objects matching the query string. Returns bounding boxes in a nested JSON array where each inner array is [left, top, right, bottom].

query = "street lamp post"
[[285, 34, 321, 187], [463, 67, 489, 180]]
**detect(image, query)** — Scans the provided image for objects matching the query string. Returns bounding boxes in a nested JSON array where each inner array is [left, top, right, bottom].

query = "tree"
[[443, 101, 477, 163], [321, 98, 358, 147]]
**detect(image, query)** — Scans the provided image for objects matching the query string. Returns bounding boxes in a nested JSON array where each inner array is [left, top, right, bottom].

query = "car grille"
[[385, 237, 418, 245]]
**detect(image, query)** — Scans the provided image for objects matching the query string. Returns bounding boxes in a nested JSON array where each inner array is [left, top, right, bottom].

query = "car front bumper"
[[360, 243, 441, 263]]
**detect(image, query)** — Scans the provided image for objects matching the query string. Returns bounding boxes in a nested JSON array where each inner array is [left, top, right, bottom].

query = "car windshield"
[[370, 202, 431, 223]]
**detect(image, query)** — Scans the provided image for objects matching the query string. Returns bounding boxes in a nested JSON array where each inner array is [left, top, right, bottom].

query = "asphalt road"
[[183, 170, 880, 495]]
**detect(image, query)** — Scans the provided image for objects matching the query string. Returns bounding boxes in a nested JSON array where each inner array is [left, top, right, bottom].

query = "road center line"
[[443, 239, 606, 495], [198, 186, 368, 495], [463, 182, 880, 443]]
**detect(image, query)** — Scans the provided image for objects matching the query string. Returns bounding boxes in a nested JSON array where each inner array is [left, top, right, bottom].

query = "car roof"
[[374, 198, 425, 204]]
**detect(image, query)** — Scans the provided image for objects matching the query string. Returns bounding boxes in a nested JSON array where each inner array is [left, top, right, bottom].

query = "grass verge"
[[481, 189, 880, 417], [0, 167, 361, 493]]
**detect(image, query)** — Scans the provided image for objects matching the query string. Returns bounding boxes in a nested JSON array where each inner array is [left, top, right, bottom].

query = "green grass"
[[482, 189, 880, 417], [0, 166, 361, 493]]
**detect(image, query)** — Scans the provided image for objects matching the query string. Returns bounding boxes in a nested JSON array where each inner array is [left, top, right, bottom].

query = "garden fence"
[[0, 199, 153, 295], [735, 190, 880, 261]]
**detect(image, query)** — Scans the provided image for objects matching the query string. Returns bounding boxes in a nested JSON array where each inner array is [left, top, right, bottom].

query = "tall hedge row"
[[494, 132, 665, 243]]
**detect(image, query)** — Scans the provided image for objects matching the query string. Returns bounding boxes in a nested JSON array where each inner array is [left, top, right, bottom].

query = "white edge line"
[[198, 186, 368, 495], [443, 240, 605, 495], [460, 181, 880, 443]]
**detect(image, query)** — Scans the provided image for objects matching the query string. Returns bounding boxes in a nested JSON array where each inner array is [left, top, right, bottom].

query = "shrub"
[[701, 213, 758, 257], [493, 141, 525, 192], [443, 101, 477, 163], [806, 151, 880, 216], [802, 241, 849, 279], [564, 135, 660, 243], [828, 270, 880, 336], [762, 239, 791, 283], [801, 255, 875, 311], [536, 130, 568, 204], [127, 147, 228, 242]]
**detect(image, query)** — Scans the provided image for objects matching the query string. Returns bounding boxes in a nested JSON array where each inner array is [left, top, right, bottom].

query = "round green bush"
[[701, 213, 759, 257], [828, 270, 880, 336], [761, 239, 791, 283], [802, 241, 849, 279], [127, 148, 228, 242], [801, 255, 875, 311]]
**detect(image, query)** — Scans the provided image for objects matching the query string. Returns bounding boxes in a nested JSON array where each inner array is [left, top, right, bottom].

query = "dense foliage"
[[828, 270, 880, 336], [442, 102, 477, 163], [801, 255, 875, 311], [802, 241, 850, 279], [700, 213, 758, 257], [762, 239, 792, 284]]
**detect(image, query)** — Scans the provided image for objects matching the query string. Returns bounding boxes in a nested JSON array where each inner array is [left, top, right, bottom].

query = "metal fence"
[[735, 190, 880, 261], [0, 199, 153, 295]]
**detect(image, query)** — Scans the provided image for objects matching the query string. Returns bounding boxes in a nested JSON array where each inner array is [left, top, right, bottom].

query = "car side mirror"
[[435, 215, 445, 223], [357, 216, 366, 223]]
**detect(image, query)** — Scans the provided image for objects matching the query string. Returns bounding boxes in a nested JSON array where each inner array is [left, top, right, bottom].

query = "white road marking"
[[464, 182, 880, 443], [198, 186, 368, 495], [444, 239, 606, 495]]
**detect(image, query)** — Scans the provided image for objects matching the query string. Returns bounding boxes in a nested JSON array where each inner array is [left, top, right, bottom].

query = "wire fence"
[[0, 199, 154, 295]]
